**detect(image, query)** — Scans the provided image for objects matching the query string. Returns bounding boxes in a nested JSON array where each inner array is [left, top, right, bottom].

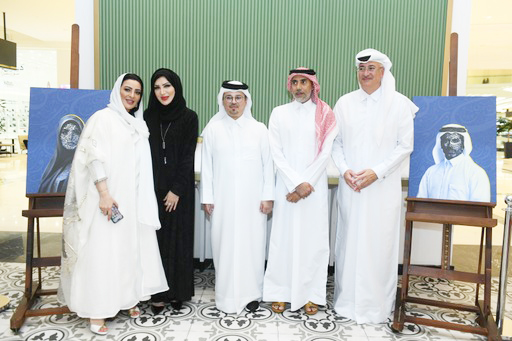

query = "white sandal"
[[90, 322, 108, 335], [128, 306, 140, 318]]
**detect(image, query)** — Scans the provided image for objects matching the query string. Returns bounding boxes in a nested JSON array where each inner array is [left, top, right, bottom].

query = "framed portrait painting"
[[408, 96, 496, 203], [27, 88, 110, 194]]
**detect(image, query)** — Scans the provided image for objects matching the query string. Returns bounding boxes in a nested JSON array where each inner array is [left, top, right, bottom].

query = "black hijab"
[[146, 68, 187, 122]]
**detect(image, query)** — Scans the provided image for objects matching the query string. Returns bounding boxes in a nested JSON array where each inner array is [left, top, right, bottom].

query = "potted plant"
[[497, 116, 512, 158]]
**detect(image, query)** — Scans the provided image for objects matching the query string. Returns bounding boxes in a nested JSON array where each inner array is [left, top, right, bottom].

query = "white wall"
[[75, 0, 95, 89], [451, 0, 472, 96]]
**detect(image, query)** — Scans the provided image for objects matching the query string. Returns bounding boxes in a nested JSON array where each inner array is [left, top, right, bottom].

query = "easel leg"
[[475, 228, 485, 326], [10, 282, 40, 332], [36, 217, 42, 284], [391, 287, 402, 332], [441, 224, 452, 270], [483, 227, 501, 341], [393, 220, 413, 331], [484, 227, 492, 316], [10, 215, 35, 331]]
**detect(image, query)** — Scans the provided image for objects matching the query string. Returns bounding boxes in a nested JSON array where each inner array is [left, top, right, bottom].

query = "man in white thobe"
[[417, 124, 490, 202], [201, 81, 274, 314], [332, 49, 418, 324], [263, 68, 338, 315]]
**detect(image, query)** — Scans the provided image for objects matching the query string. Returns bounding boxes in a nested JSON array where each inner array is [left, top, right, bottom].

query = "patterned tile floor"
[[0, 262, 510, 340]]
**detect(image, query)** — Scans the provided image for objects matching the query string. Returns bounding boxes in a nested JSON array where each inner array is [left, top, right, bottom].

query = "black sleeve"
[[169, 111, 199, 196]]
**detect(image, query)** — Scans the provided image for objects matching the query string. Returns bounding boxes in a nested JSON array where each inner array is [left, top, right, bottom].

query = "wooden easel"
[[392, 198, 499, 340], [10, 194, 70, 332], [10, 24, 79, 332], [392, 33, 501, 340]]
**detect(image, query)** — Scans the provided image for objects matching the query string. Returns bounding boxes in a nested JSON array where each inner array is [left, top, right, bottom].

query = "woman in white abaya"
[[58, 74, 168, 335]]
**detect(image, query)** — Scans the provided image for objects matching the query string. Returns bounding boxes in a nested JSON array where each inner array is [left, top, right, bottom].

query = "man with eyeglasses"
[[263, 68, 337, 316], [331, 49, 418, 323], [417, 124, 490, 202], [201, 80, 274, 314]]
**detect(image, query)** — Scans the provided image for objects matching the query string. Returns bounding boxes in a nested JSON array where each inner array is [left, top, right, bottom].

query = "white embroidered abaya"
[[58, 74, 168, 319]]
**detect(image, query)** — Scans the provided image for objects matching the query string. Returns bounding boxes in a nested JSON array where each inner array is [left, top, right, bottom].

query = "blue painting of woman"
[[38, 114, 85, 193]]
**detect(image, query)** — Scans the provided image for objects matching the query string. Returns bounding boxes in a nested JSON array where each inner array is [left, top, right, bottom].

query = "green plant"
[[497, 117, 512, 142]]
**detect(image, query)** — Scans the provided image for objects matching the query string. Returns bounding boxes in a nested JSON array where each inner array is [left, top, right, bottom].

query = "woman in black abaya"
[[144, 68, 198, 313]]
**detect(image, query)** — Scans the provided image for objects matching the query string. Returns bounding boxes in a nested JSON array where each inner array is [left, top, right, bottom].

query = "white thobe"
[[332, 88, 416, 324], [201, 115, 274, 314], [417, 154, 490, 202], [263, 100, 338, 311]]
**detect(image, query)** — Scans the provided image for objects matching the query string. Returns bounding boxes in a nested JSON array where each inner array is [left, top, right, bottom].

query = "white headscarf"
[[355, 48, 396, 101], [202, 81, 254, 135], [432, 123, 472, 164], [103, 74, 159, 228], [354, 48, 417, 146], [107, 73, 149, 138], [216, 81, 253, 120]]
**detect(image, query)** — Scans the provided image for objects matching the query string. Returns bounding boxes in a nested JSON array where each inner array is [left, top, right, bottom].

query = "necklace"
[[160, 122, 172, 164]]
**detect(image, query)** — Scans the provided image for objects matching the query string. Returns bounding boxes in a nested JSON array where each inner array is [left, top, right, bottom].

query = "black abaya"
[[144, 69, 198, 302]]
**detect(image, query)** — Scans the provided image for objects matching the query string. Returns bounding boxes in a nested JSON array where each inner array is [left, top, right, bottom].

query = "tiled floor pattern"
[[1, 262, 510, 340], [2, 151, 512, 340]]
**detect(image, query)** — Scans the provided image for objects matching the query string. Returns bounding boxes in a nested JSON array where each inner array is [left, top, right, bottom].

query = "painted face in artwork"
[[60, 121, 81, 150], [441, 132, 464, 160]]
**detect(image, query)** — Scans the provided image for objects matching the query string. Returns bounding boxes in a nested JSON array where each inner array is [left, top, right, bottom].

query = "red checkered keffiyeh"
[[287, 67, 336, 158]]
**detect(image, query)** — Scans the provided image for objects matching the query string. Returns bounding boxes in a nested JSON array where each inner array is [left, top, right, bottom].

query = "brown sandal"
[[304, 301, 318, 315], [271, 301, 286, 313]]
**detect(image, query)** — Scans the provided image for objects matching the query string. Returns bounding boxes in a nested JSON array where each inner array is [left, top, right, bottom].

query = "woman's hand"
[[96, 179, 117, 220], [203, 204, 214, 216], [99, 191, 118, 221], [164, 191, 180, 212]]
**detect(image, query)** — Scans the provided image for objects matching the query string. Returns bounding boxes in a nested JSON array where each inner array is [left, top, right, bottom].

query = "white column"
[[451, 0, 472, 96], [75, 0, 95, 89]]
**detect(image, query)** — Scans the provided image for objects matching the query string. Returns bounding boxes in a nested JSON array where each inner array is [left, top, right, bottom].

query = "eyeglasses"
[[357, 65, 382, 73], [224, 95, 245, 103]]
